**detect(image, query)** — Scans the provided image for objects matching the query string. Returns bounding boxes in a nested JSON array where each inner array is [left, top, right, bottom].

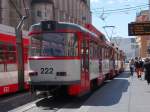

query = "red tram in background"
[[0, 24, 29, 96], [28, 21, 125, 96]]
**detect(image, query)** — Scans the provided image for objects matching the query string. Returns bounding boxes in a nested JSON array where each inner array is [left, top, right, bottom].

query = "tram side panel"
[[0, 34, 29, 96]]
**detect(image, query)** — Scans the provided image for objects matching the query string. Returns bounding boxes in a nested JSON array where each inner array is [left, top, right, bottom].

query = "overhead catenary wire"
[[92, 4, 149, 14], [22, 0, 29, 17], [9, 0, 22, 18], [92, 4, 149, 12], [91, 3, 149, 10]]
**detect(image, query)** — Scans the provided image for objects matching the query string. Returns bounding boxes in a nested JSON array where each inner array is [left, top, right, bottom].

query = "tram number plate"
[[41, 68, 53, 74]]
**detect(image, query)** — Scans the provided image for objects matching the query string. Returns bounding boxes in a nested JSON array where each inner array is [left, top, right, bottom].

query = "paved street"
[[74, 72, 150, 112], [1, 71, 150, 112]]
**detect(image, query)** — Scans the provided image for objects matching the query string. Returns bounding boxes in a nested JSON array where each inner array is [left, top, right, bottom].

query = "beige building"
[[136, 10, 150, 58], [0, 0, 91, 30]]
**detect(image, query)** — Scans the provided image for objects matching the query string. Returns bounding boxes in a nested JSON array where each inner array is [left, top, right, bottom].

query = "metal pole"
[[149, 0, 150, 21], [16, 16, 27, 91]]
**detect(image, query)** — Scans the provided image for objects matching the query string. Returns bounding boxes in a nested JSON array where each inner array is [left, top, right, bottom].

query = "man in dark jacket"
[[134, 57, 141, 78], [144, 58, 150, 85]]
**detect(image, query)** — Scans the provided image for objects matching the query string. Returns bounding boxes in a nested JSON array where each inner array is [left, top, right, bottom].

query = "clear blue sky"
[[90, 0, 149, 39]]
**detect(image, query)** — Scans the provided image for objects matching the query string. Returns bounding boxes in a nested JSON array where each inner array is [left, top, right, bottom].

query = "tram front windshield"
[[30, 33, 78, 57]]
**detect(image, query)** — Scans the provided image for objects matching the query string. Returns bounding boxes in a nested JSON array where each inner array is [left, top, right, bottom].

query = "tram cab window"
[[30, 33, 78, 57]]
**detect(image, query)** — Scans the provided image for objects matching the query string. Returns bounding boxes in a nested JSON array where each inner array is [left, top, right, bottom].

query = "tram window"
[[0, 44, 5, 63], [0, 64, 4, 72], [24, 47, 28, 63], [102, 48, 105, 59], [96, 44, 98, 58], [106, 48, 108, 58], [65, 33, 78, 56], [89, 42, 93, 58], [6, 45, 16, 63], [6, 45, 17, 71], [37, 10, 42, 17], [7, 64, 17, 71], [100, 48, 102, 59], [0, 44, 5, 72]]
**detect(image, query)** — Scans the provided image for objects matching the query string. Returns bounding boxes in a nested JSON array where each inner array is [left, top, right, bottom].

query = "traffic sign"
[[128, 22, 150, 36]]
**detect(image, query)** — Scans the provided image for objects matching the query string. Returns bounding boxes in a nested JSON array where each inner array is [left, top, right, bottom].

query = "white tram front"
[[28, 21, 93, 96]]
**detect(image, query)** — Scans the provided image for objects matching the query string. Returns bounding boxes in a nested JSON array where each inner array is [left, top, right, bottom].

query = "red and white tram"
[[0, 24, 29, 96], [28, 21, 125, 96]]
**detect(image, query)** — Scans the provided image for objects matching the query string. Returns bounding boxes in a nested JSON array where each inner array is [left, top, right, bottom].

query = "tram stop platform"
[[77, 71, 150, 112], [126, 72, 150, 112]]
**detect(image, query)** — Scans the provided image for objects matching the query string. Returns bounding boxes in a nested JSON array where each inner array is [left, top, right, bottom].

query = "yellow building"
[[136, 10, 150, 58]]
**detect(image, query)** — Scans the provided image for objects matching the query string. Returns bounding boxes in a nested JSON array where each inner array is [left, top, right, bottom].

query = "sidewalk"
[[76, 72, 150, 112], [129, 73, 150, 112]]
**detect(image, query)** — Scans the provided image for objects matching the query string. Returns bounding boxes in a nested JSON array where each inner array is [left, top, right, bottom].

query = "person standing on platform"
[[129, 59, 135, 76], [144, 58, 150, 85], [134, 57, 141, 78], [138, 57, 144, 79]]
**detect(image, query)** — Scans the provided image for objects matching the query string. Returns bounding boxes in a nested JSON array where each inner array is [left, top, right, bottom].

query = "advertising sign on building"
[[128, 22, 150, 36]]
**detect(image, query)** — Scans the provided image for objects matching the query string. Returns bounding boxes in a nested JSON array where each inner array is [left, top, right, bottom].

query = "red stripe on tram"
[[29, 56, 80, 60]]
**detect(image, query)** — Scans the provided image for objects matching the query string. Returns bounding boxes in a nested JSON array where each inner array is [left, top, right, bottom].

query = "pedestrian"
[[129, 59, 135, 76], [138, 57, 144, 79], [134, 57, 141, 78], [144, 58, 150, 85]]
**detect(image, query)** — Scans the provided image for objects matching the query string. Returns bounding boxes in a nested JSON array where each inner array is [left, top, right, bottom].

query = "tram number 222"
[[41, 67, 53, 74]]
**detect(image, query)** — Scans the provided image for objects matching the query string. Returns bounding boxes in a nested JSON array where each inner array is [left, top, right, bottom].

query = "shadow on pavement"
[[35, 96, 74, 110], [84, 79, 129, 106], [0, 92, 37, 112], [35, 72, 130, 109]]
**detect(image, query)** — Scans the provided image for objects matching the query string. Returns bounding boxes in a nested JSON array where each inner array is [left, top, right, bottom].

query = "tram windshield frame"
[[29, 32, 78, 57]]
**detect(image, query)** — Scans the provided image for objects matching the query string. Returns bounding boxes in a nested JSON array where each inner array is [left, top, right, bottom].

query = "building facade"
[[0, 0, 91, 30], [136, 10, 150, 58]]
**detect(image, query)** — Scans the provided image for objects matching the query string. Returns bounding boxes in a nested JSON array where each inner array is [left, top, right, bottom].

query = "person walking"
[[134, 57, 141, 78], [144, 58, 150, 85], [138, 57, 144, 79], [129, 59, 135, 76]]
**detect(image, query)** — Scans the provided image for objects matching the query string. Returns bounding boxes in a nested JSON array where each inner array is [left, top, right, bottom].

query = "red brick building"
[[136, 10, 150, 58]]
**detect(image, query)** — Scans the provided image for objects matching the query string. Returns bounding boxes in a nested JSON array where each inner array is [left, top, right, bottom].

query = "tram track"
[[9, 95, 77, 112], [8, 93, 92, 112]]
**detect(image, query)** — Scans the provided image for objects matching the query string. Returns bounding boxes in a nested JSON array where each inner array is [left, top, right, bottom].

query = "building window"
[[45, 11, 47, 17], [37, 10, 42, 17], [131, 38, 135, 43]]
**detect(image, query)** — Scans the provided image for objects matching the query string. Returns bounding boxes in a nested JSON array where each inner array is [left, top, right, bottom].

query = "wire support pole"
[[149, 0, 150, 21], [16, 16, 28, 91], [9, 0, 29, 92]]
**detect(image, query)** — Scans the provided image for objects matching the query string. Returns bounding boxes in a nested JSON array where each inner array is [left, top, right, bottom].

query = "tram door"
[[81, 38, 90, 91]]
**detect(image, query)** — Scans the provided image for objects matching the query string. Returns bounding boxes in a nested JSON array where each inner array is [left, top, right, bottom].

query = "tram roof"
[[29, 21, 99, 38]]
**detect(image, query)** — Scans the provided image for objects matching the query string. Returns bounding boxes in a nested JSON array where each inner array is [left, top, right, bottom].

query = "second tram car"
[[0, 24, 29, 96], [28, 21, 125, 96]]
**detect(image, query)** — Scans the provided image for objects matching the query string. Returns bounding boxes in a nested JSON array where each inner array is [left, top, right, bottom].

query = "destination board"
[[128, 22, 150, 36]]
